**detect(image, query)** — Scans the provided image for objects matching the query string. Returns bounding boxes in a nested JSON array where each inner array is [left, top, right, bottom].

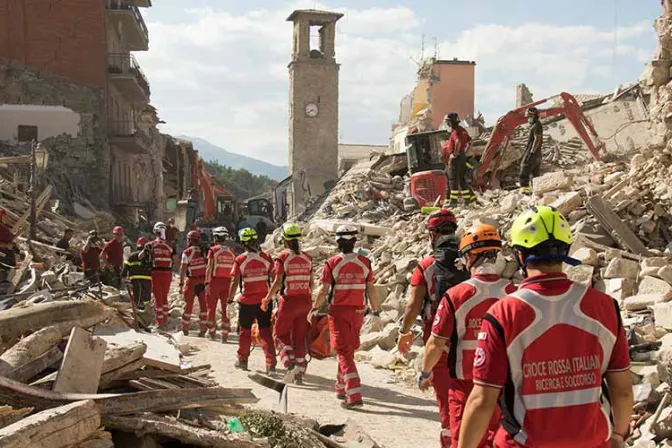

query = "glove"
[[307, 307, 318, 324], [417, 371, 432, 391], [260, 298, 270, 312], [397, 331, 413, 355]]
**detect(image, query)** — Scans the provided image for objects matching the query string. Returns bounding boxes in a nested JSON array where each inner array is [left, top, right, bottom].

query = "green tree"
[[204, 161, 277, 200]]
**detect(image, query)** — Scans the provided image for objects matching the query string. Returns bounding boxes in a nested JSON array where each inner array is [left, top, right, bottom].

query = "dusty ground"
[[185, 334, 442, 448]]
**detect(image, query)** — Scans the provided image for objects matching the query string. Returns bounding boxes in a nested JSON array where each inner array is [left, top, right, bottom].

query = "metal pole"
[[29, 141, 37, 242]]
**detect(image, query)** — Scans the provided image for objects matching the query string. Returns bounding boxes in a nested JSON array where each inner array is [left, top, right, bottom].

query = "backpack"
[[430, 236, 469, 306]]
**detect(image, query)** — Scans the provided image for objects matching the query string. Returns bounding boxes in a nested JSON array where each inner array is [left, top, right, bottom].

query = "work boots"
[[208, 330, 216, 341], [198, 330, 206, 338], [293, 373, 304, 385], [266, 365, 277, 376], [234, 360, 248, 371], [182, 329, 189, 336]]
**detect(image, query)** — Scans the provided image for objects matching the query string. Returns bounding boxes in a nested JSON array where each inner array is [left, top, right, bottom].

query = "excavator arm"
[[475, 92, 607, 190]]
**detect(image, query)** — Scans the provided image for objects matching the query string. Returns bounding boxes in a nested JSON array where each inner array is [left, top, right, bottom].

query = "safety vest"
[[446, 277, 511, 380], [277, 250, 312, 297], [494, 284, 619, 447], [183, 246, 207, 278], [210, 245, 235, 278], [238, 251, 272, 297], [417, 257, 437, 321], [151, 239, 173, 270], [326, 253, 371, 308]]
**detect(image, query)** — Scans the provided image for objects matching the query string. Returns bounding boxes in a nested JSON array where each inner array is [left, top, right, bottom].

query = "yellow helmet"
[[510, 206, 572, 250], [238, 227, 258, 243], [282, 223, 302, 241]]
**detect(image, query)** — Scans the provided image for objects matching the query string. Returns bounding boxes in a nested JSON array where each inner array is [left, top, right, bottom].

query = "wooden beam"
[[98, 359, 145, 391], [11, 251, 31, 290], [94, 328, 182, 373], [15, 237, 69, 254], [0, 326, 63, 377], [0, 376, 258, 415], [0, 300, 110, 345], [0, 400, 100, 448], [100, 342, 146, 374], [102, 414, 263, 448], [585, 196, 651, 256], [0, 406, 33, 430], [11, 185, 52, 235], [54, 328, 107, 394], [10, 347, 62, 383]]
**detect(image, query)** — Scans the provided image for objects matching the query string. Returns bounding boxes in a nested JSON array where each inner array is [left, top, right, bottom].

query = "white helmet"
[[213, 226, 229, 239], [153, 221, 166, 234], [336, 224, 358, 241]]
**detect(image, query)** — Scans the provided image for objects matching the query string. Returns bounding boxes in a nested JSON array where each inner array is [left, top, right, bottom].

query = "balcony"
[[105, 1, 149, 51], [108, 53, 150, 104], [109, 120, 151, 155]]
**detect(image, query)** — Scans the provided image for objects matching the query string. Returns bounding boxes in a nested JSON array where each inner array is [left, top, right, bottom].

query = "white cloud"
[[136, 4, 654, 167]]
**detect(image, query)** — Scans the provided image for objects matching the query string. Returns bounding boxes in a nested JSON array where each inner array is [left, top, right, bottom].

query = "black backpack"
[[430, 236, 469, 305]]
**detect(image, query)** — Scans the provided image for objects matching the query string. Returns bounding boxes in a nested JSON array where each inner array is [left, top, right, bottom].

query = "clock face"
[[305, 103, 319, 117]]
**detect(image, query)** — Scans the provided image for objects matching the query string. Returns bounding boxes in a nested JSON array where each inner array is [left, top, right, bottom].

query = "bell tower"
[[287, 9, 343, 214]]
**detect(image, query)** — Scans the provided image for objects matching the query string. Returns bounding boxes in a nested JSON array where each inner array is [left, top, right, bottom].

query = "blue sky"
[[137, 1, 661, 166]]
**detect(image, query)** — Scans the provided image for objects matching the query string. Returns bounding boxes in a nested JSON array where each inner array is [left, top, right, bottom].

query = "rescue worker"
[[121, 237, 152, 310], [442, 113, 475, 207], [397, 208, 469, 446], [81, 230, 104, 283], [102, 226, 125, 288], [179, 231, 208, 337], [311, 225, 382, 409], [205, 227, 236, 342], [519, 106, 543, 195], [55, 228, 75, 261], [419, 225, 515, 448], [229, 227, 276, 374], [150, 222, 177, 327], [458, 206, 634, 448], [262, 223, 313, 385]]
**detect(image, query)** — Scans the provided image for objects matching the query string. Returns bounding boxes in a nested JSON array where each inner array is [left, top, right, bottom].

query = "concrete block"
[[641, 257, 668, 277], [550, 191, 582, 216], [595, 278, 636, 302], [532, 171, 573, 194], [659, 265, 672, 285], [572, 248, 598, 267], [624, 294, 669, 311], [639, 276, 672, 297], [499, 193, 519, 214], [563, 265, 594, 286], [604, 257, 640, 280], [654, 302, 672, 330]]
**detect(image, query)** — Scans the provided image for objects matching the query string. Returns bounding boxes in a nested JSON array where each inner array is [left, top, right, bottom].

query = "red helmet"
[[112, 226, 124, 236], [426, 209, 457, 233], [187, 230, 201, 242], [136, 237, 149, 247]]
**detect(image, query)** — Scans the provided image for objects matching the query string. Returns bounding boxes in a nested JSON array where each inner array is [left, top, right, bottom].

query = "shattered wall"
[[0, 59, 110, 211], [516, 83, 534, 107]]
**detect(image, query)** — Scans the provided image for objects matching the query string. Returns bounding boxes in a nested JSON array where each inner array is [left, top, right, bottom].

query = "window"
[[17, 125, 38, 142]]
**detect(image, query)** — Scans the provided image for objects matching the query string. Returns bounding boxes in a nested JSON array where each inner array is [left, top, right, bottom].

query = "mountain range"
[[177, 136, 289, 181]]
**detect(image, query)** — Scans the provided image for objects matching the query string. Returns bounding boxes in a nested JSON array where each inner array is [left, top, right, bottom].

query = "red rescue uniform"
[[181, 246, 208, 333], [322, 253, 373, 405], [432, 274, 516, 448], [274, 250, 313, 374], [410, 256, 452, 447], [233, 251, 276, 367], [206, 245, 236, 338], [474, 273, 631, 448], [441, 127, 471, 164], [102, 238, 124, 270], [150, 238, 175, 325]]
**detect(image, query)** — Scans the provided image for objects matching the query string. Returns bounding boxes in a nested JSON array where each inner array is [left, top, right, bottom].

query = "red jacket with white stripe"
[[321, 253, 373, 308], [473, 273, 630, 448], [431, 274, 515, 381], [233, 251, 272, 305], [183, 246, 207, 278], [208, 245, 235, 279], [151, 238, 174, 271], [275, 250, 312, 298]]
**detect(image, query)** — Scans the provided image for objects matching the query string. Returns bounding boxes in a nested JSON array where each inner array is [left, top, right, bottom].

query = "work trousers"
[[151, 271, 172, 326], [103, 266, 122, 289], [449, 380, 500, 448], [423, 320, 453, 447], [183, 276, 207, 333], [275, 295, 312, 374], [329, 306, 365, 405], [446, 153, 474, 204], [206, 277, 232, 338], [238, 302, 276, 367], [84, 269, 100, 284], [519, 148, 542, 189], [131, 278, 151, 308]]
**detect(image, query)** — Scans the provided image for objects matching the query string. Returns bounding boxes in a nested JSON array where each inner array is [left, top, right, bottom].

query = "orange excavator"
[[474, 92, 608, 190]]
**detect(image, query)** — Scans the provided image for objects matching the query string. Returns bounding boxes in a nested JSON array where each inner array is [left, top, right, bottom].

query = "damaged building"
[[0, 0, 171, 220]]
